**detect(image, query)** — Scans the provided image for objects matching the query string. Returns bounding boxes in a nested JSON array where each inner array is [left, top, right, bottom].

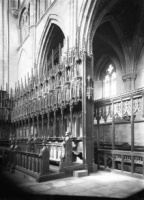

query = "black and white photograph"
[[0, 0, 144, 199]]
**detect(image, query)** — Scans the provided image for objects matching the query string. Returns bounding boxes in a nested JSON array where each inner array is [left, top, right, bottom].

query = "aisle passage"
[[1, 171, 144, 199]]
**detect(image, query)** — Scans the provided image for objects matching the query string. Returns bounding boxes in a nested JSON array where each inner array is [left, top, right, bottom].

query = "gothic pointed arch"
[[36, 15, 66, 76], [93, 54, 122, 100], [18, 3, 30, 43]]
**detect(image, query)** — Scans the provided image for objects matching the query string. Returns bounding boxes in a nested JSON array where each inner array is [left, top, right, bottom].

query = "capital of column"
[[122, 73, 136, 82]]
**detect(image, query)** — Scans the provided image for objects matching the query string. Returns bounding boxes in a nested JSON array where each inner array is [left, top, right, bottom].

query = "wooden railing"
[[0, 136, 83, 181], [8, 142, 50, 182], [94, 143, 144, 176], [0, 140, 11, 167], [16, 138, 83, 164], [14, 148, 49, 177], [17, 139, 65, 163]]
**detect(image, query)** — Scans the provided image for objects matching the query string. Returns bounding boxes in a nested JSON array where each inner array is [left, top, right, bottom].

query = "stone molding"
[[122, 73, 137, 82]]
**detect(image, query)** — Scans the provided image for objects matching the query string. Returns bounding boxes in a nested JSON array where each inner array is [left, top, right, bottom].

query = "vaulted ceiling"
[[93, 0, 144, 74]]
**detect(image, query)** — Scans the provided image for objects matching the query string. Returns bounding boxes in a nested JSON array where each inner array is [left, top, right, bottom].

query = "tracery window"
[[20, 6, 30, 43], [103, 64, 116, 98]]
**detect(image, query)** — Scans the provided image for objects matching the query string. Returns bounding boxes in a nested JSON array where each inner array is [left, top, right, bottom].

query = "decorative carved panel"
[[123, 100, 131, 121]]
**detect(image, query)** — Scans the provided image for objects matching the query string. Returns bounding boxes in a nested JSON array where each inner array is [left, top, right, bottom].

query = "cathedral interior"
[[1, 0, 144, 199]]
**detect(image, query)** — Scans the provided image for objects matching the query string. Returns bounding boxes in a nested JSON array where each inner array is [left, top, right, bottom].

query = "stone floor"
[[1, 170, 144, 200]]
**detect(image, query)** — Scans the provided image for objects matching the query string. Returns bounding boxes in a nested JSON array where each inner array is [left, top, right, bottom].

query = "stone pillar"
[[122, 73, 136, 92], [82, 52, 97, 173]]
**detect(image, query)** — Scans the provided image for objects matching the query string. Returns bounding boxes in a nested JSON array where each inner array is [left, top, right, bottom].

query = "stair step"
[[73, 170, 88, 177]]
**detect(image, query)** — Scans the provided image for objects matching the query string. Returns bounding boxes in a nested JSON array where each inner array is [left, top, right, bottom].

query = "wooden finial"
[[21, 78, 23, 96], [15, 82, 17, 99], [27, 72, 30, 92]]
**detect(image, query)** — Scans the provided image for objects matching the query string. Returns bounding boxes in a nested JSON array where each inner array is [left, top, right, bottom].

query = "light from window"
[[105, 75, 110, 98], [111, 72, 116, 96], [104, 64, 116, 98]]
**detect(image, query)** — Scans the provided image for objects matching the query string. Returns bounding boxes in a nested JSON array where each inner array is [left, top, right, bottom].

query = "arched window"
[[103, 64, 116, 98], [20, 6, 30, 43]]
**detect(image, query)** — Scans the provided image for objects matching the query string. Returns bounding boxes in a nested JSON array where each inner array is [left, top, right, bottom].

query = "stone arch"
[[79, 0, 120, 53], [135, 44, 144, 89], [95, 32, 124, 74], [18, 3, 30, 43], [18, 7, 26, 26], [36, 14, 66, 75], [18, 0, 29, 27], [93, 53, 123, 99], [95, 16, 129, 72]]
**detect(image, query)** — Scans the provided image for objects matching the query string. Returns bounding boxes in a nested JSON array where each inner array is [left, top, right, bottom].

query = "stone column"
[[122, 73, 136, 91], [82, 52, 97, 173]]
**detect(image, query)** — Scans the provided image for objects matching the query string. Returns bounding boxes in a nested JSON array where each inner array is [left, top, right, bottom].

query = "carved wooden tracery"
[[11, 46, 82, 139]]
